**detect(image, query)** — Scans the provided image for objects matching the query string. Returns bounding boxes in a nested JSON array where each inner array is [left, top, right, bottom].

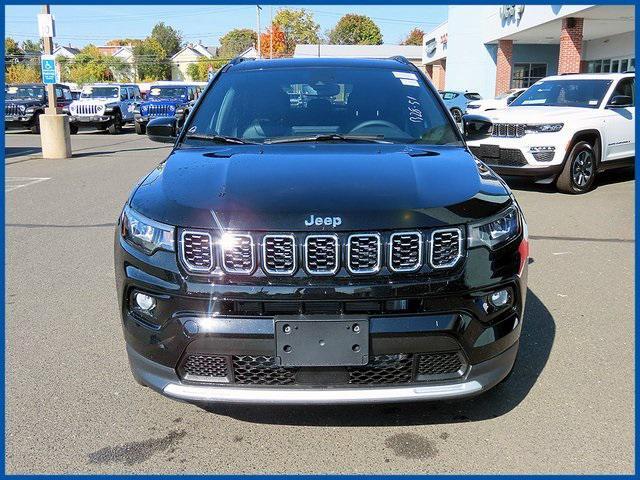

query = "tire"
[[135, 122, 146, 135], [30, 113, 41, 134], [107, 111, 123, 135], [69, 124, 79, 135], [556, 141, 597, 194]]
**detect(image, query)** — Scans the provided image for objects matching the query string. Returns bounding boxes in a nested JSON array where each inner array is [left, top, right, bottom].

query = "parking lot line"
[[5, 176, 51, 193]]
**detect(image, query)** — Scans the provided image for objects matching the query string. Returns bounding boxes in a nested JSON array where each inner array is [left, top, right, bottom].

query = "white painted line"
[[5, 177, 51, 192]]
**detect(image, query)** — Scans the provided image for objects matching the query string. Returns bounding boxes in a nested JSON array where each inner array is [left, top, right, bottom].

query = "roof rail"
[[389, 55, 411, 65], [228, 56, 255, 66]]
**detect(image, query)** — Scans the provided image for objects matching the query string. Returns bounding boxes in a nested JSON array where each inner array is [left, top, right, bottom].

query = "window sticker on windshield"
[[393, 71, 418, 81], [150, 88, 161, 96], [7, 87, 18, 94], [401, 79, 420, 87], [521, 99, 546, 105], [407, 96, 423, 123], [588, 100, 598, 105]]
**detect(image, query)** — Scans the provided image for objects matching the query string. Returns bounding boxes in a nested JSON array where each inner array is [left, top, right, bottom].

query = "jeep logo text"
[[304, 215, 342, 228]]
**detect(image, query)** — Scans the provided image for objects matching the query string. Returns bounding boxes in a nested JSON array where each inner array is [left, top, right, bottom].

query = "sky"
[[5, 4, 448, 47]]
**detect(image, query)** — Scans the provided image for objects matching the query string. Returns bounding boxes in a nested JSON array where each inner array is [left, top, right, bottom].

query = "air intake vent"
[[430, 228, 462, 269], [221, 233, 255, 274], [180, 354, 229, 383], [180, 231, 214, 272], [347, 234, 381, 273], [492, 123, 525, 138], [263, 234, 296, 275], [305, 234, 339, 275], [389, 232, 422, 272]]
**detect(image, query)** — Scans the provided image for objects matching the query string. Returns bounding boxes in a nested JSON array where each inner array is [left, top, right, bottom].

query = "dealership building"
[[422, 5, 635, 98]]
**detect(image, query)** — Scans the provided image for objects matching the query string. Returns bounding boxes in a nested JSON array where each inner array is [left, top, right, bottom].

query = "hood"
[[485, 105, 602, 122], [130, 144, 511, 231], [5, 98, 44, 107], [469, 98, 506, 110]]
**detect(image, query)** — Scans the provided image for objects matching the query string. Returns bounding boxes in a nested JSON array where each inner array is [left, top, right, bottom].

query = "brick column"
[[495, 39, 513, 96], [424, 64, 433, 81], [432, 59, 446, 90], [558, 17, 584, 74]]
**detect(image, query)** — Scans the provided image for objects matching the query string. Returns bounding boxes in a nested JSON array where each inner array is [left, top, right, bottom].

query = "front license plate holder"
[[274, 316, 369, 367]]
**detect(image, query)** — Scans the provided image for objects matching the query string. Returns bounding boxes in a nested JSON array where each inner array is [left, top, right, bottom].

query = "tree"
[[260, 24, 287, 58], [273, 8, 320, 54], [150, 22, 182, 57], [62, 45, 128, 84], [401, 28, 425, 46], [133, 37, 169, 81], [107, 38, 143, 47], [219, 28, 257, 58], [6, 63, 40, 83], [21, 39, 42, 54], [5, 37, 22, 65], [328, 14, 383, 45], [186, 57, 228, 81]]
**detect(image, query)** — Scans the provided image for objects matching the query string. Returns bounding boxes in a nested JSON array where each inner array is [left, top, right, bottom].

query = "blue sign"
[[41, 56, 57, 84]]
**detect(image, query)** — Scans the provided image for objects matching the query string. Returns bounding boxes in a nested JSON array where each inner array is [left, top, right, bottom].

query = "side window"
[[55, 87, 63, 99], [120, 88, 129, 101], [610, 78, 634, 106], [189, 87, 195, 101], [63, 89, 72, 101], [135, 87, 141, 99]]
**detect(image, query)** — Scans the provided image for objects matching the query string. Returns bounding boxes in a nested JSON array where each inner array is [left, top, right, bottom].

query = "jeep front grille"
[[491, 123, 525, 138], [347, 234, 381, 274], [430, 228, 462, 269], [180, 231, 214, 273], [221, 233, 255, 274], [5, 104, 20, 115], [305, 234, 339, 275], [389, 232, 422, 272], [75, 104, 100, 116], [263, 234, 296, 275], [146, 104, 172, 117]]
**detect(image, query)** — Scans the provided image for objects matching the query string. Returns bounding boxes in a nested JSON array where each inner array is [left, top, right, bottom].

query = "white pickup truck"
[[466, 73, 635, 193]]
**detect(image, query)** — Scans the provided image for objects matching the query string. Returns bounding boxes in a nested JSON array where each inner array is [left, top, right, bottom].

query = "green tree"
[[5, 37, 22, 65], [186, 56, 228, 82], [133, 37, 170, 81], [218, 28, 257, 58], [6, 63, 41, 83], [401, 28, 425, 46], [150, 22, 182, 57], [63, 45, 127, 84], [106, 38, 143, 47], [328, 14, 383, 45], [273, 8, 320, 54], [20, 39, 42, 70]]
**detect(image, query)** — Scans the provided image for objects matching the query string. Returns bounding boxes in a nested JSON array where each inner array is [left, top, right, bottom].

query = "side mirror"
[[147, 117, 178, 144], [608, 95, 633, 107], [462, 114, 492, 141]]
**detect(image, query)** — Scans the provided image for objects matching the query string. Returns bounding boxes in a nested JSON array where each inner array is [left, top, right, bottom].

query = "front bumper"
[[4, 115, 36, 128], [71, 115, 114, 125]]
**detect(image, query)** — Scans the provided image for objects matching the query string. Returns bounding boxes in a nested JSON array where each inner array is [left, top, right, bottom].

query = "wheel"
[[556, 141, 597, 194], [450, 108, 463, 129], [69, 124, 79, 135], [107, 111, 123, 135], [30, 113, 41, 134], [135, 122, 146, 135]]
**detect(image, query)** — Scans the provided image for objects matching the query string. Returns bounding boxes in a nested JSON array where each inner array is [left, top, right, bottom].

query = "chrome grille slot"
[[77, 104, 99, 116], [492, 123, 525, 138], [180, 231, 214, 273], [221, 233, 254, 274], [148, 104, 171, 117], [5, 104, 19, 115], [305, 234, 339, 275], [263, 234, 296, 275], [430, 228, 463, 269], [389, 232, 422, 272], [347, 234, 381, 273]]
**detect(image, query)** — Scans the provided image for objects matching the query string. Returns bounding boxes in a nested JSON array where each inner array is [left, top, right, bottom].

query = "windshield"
[[510, 79, 613, 108], [148, 86, 187, 99], [6, 85, 45, 100], [182, 67, 462, 146], [81, 86, 119, 99]]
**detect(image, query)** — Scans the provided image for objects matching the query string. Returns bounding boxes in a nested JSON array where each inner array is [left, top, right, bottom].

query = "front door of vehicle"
[[120, 88, 134, 121], [603, 77, 635, 161]]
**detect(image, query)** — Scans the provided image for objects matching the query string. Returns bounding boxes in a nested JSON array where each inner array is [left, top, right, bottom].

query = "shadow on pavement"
[[201, 288, 554, 426], [506, 166, 634, 194], [72, 144, 170, 158], [5, 146, 42, 158]]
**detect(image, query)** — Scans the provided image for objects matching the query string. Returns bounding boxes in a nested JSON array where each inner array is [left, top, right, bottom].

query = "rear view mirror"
[[462, 114, 492, 141], [147, 117, 177, 144], [608, 95, 633, 107]]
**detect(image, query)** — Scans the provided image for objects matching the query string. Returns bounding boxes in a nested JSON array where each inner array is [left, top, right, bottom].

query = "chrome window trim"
[[262, 233, 297, 276], [346, 233, 382, 274], [429, 227, 463, 269], [180, 230, 214, 273], [304, 234, 340, 275], [388, 231, 423, 273], [220, 233, 255, 275]]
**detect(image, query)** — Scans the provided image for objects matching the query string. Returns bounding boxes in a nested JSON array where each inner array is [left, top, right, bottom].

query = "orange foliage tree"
[[260, 24, 287, 58]]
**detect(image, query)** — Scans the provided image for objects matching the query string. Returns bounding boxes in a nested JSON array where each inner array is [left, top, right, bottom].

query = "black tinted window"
[[510, 79, 613, 108]]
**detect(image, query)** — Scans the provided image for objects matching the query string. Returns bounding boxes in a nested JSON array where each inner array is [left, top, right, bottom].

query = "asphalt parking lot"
[[5, 128, 635, 474]]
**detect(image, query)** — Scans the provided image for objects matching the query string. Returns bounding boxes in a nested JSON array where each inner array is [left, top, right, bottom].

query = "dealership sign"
[[499, 5, 525, 20]]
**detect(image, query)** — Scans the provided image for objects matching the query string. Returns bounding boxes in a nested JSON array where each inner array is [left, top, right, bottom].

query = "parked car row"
[[4, 81, 204, 135]]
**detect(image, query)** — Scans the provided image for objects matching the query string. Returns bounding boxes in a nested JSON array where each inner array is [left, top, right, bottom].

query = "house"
[[52, 45, 81, 58], [171, 42, 219, 81], [293, 44, 424, 70]]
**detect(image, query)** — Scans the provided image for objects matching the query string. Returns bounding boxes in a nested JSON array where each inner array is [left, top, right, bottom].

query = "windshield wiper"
[[264, 133, 390, 144], [183, 133, 256, 145]]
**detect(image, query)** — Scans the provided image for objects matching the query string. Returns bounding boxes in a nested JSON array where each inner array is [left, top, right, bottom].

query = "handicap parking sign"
[[41, 55, 57, 84]]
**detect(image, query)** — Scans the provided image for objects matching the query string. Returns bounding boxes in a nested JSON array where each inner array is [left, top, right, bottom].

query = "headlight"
[[120, 205, 175, 254], [168, 105, 176, 112], [25, 106, 35, 113], [468, 205, 520, 249], [525, 123, 563, 133], [104, 106, 114, 113], [175, 107, 185, 115], [18, 105, 26, 113]]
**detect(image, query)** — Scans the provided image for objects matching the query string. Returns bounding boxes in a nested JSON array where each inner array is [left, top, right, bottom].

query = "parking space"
[[4, 131, 635, 474]]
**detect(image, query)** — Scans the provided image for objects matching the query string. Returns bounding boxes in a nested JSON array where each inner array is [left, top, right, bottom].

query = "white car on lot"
[[466, 73, 635, 193], [69, 83, 141, 134], [466, 88, 527, 112]]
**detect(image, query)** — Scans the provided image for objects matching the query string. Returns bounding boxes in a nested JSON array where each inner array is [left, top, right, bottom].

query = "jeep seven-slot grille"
[[221, 234, 254, 274], [305, 235, 339, 274], [430, 229, 462, 268], [181, 231, 214, 272], [263, 235, 296, 274], [390, 232, 422, 272], [75, 104, 100, 115], [147, 104, 172, 117], [347, 234, 381, 273], [492, 123, 526, 138], [5, 104, 20, 115]]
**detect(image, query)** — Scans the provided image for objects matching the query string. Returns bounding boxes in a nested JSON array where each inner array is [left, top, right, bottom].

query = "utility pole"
[[256, 5, 262, 59], [41, 5, 57, 114], [269, 5, 273, 59]]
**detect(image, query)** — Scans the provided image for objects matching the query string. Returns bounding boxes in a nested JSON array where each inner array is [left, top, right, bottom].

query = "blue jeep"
[[134, 83, 201, 135]]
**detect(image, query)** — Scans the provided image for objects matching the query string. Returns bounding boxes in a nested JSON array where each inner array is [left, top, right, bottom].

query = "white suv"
[[466, 73, 635, 193], [69, 83, 141, 134]]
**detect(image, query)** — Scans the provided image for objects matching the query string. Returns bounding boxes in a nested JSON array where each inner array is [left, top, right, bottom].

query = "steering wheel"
[[349, 119, 398, 132]]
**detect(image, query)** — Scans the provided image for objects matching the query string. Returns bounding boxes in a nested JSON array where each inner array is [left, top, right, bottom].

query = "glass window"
[[610, 78, 634, 106], [148, 86, 188, 99], [63, 89, 73, 101], [464, 92, 482, 100], [620, 59, 629, 72], [55, 87, 63, 99], [81, 86, 119, 99], [511, 79, 613, 108], [512, 63, 547, 88], [440, 92, 458, 100], [183, 67, 463, 146]]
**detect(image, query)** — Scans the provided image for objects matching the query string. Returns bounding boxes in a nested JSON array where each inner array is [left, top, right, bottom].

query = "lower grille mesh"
[[348, 354, 413, 384], [417, 352, 463, 376], [232, 355, 296, 385], [180, 354, 228, 381]]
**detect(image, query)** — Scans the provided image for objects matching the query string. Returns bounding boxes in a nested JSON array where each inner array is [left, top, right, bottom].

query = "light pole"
[[269, 5, 273, 59], [256, 5, 262, 59]]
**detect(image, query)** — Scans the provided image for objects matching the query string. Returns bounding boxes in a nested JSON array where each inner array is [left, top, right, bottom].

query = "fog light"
[[134, 292, 156, 311], [489, 289, 510, 308]]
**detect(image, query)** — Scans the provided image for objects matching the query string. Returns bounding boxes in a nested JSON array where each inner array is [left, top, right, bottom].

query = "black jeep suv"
[[115, 57, 529, 405], [5, 83, 75, 134]]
